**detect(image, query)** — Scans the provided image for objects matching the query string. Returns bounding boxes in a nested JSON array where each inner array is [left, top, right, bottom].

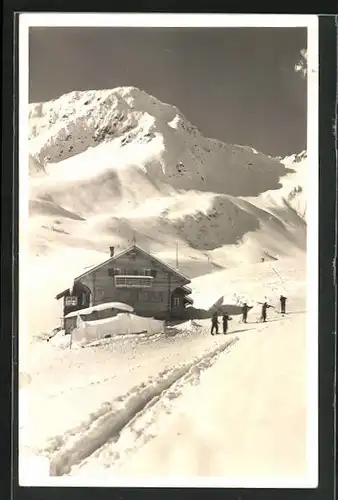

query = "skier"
[[241, 303, 253, 324], [222, 313, 232, 334], [280, 295, 287, 314], [211, 311, 219, 335], [261, 301, 272, 322]]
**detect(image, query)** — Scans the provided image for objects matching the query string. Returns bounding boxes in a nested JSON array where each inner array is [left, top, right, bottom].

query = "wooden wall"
[[78, 247, 189, 317]]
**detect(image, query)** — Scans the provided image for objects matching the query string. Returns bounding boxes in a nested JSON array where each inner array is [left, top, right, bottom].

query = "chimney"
[[109, 246, 115, 257]]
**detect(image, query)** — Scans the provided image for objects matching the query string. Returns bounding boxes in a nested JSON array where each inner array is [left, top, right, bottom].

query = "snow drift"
[[64, 301, 134, 318], [71, 314, 164, 347]]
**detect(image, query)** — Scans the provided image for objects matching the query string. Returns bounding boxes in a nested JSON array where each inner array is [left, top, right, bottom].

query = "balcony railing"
[[115, 275, 153, 288]]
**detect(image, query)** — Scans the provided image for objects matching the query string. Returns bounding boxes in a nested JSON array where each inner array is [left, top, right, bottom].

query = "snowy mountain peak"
[[29, 85, 292, 201], [29, 86, 191, 166]]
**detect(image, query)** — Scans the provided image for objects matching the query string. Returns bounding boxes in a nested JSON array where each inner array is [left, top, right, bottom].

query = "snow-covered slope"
[[20, 257, 309, 485], [27, 86, 307, 335], [279, 151, 307, 219], [29, 86, 287, 198]]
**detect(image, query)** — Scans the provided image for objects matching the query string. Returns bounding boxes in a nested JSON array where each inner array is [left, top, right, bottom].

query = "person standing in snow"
[[241, 303, 253, 323], [261, 302, 272, 322], [222, 313, 232, 334], [280, 295, 287, 314], [211, 311, 219, 335]]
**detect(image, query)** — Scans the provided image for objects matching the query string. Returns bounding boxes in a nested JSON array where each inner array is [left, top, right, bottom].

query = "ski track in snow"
[[44, 336, 239, 476], [20, 287, 307, 483], [74, 341, 242, 476]]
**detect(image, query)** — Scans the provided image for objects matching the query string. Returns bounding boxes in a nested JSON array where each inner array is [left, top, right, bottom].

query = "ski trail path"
[[22, 325, 243, 475], [71, 312, 307, 481], [47, 336, 238, 475]]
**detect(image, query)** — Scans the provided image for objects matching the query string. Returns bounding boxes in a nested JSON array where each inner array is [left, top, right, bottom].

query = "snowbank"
[[48, 329, 70, 349], [71, 313, 164, 347]]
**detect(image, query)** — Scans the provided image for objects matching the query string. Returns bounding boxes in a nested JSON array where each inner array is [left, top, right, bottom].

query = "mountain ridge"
[[28, 86, 306, 265]]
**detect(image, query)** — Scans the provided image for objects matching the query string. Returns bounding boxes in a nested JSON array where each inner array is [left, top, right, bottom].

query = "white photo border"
[[18, 13, 319, 489]]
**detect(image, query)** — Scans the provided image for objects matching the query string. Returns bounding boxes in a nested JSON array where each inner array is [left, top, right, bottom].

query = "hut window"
[[150, 269, 157, 278], [144, 268, 152, 276], [108, 268, 120, 276], [129, 250, 137, 260], [65, 296, 78, 306], [141, 291, 162, 302], [172, 297, 181, 307]]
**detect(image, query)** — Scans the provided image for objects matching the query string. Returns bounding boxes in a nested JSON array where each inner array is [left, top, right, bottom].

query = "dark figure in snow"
[[261, 302, 272, 322], [211, 312, 219, 335], [222, 313, 232, 334], [280, 295, 287, 314], [241, 303, 253, 323]]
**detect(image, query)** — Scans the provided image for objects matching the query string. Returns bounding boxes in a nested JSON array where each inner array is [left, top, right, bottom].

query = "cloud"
[[294, 48, 307, 78]]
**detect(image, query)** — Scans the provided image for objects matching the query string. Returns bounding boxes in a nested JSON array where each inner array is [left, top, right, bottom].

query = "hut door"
[[130, 289, 139, 307], [80, 289, 91, 308]]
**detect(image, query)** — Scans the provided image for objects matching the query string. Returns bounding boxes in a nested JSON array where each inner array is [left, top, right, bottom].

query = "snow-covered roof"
[[64, 301, 134, 318], [55, 288, 71, 300], [74, 244, 191, 284]]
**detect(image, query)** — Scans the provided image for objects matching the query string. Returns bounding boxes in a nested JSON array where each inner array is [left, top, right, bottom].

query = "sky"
[[29, 27, 307, 157]]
